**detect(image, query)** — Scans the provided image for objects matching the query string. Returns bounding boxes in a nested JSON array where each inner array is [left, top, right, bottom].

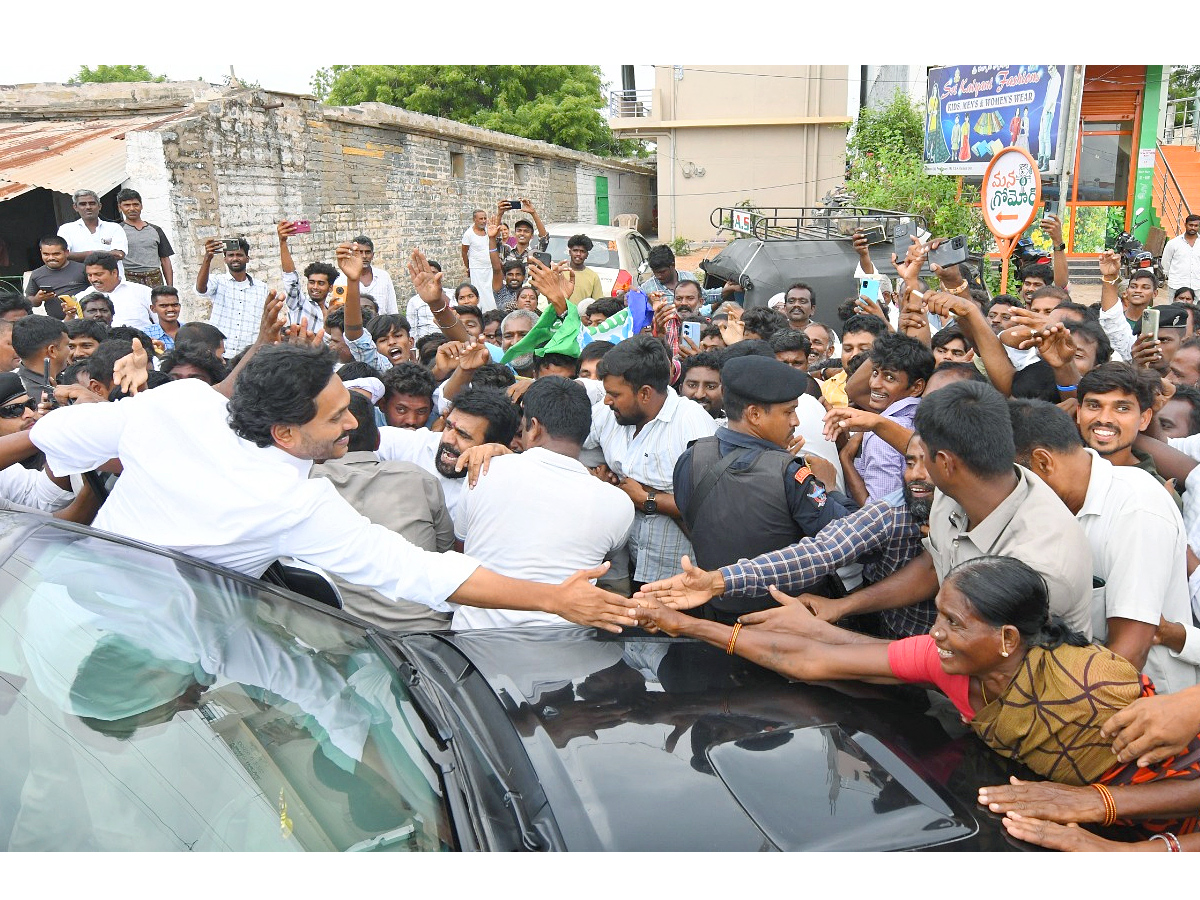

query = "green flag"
[[500, 301, 583, 364]]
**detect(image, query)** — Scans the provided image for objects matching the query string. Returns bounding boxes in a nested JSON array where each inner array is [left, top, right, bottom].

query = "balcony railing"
[[1154, 144, 1191, 236], [1163, 95, 1200, 148], [608, 89, 654, 120]]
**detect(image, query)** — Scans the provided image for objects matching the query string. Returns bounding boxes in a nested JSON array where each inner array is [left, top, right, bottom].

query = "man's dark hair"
[[700, 324, 723, 343], [365, 313, 411, 342], [1077, 361, 1160, 413], [501, 259, 526, 276], [83, 252, 119, 273], [986, 294, 1025, 313], [1030, 285, 1070, 305], [647, 245, 675, 270], [929, 361, 987, 384], [228, 345, 337, 448], [597, 333, 671, 393], [534, 351, 580, 377], [303, 261, 339, 283], [159, 344, 229, 384], [579, 340, 616, 366], [567, 234, 594, 253], [1129, 269, 1159, 290], [150, 285, 180, 303], [108, 326, 155, 360], [1019, 263, 1054, 284], [175, 321, 226, 354], [57, 360, 90, 388], [768, 329, 811, 356], [222, 238, 251, 256], [39, 235, 69, 251], [417, 334, 449, 367], [1064, 319, 1112, 367], [841, 313, 888, 339], [742, 307, 789, 341], [115, 188, 142, 203], [1186, 215, 1200, 225], [12, 316, 65, 358], [86, 339, 142, 387], [427, 260, 442, 273], [324, 308, 346, 333], [680, 350, 723, 383], [345, 391, 381, 453], [454, 304, 483, 325], [336, 361, 382, 381], [588, 297, 626, 320], [65, 318, 108, 342], [1167, 384, 1200, 435], [931, 324, 974, 353], [81, 294, 115, 316], [913, 380, 1015, 476], [1008, 398, 1084, 464], [869, 332, 935, 388], [471, 363, 517, 390], [482, 308, 505, 328], [450, 387, 520, 445], [1053, 300, 1091, 322], [382, 361, 434, 401], [351, 235, 374, 251], [522, 376, 591, 445], [717, 340, 775, 366]]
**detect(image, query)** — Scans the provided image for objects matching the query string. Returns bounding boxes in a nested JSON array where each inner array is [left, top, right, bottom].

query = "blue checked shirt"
[[721, 489, 931, 637]]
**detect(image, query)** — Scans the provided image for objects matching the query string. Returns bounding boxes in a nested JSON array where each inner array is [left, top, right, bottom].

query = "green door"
[[595, 175, 609, 225]]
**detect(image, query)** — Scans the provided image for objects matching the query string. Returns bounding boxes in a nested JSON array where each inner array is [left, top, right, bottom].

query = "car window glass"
[[0, 520, 451, 851], [546, 235, 620, 268]]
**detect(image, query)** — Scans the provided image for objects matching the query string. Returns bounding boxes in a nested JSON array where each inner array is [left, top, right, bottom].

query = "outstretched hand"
[[632, 555, 720, 611], [408, 248, 444, 304], [553, 562, 637, 634], [112, 338, 149, 397], [335, 241, 365, 282]]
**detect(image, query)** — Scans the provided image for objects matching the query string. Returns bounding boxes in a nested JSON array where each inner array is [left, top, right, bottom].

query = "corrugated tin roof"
[[0, 110, 192, 201]]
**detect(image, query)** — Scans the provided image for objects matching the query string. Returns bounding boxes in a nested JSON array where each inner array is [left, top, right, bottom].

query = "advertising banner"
[[923, 65, 1068, 176]]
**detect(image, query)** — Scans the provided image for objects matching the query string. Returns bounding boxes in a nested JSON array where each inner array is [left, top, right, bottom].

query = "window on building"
[[450, 152, 465, 179]]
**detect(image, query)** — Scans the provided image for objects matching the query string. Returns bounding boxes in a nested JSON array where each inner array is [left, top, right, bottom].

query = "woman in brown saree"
[[634, 555, 1200, 848]]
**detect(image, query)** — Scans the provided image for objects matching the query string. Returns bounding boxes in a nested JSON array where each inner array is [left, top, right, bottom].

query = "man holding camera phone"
[[197, 236, 270, 359], [496, 198, 549, 265]]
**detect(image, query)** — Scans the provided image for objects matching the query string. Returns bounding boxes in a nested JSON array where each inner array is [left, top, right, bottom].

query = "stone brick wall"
[[146, 90, 655, 321]]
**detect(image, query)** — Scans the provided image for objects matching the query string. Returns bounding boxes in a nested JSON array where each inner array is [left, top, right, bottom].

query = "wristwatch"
[[643, 490, 658, 515], [1055, 243, 1066, 252]]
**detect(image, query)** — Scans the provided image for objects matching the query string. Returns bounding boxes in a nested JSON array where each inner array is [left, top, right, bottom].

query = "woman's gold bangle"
[[1091, 782, 1117, 827], [1101, 275, 1120, 286]]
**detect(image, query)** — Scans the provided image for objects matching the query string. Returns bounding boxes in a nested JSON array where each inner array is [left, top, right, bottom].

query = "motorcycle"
[[1112, 208, 1164, 284]]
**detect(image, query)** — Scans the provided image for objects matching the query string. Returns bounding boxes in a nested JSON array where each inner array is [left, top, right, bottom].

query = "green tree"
[[844, 91, 990, 285], [1169, 65, 1200, 101], [74, 65, 165, 84], [310, 65, 642, 156]]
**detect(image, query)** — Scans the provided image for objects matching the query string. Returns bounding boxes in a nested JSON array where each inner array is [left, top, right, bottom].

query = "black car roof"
[[399, 626, 1025, 852]]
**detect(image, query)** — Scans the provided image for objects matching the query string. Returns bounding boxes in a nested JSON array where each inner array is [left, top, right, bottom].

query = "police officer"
[[673, 355, 855, 622]]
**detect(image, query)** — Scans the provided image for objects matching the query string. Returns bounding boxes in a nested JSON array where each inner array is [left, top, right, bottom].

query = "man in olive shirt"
[[804, 380, 1093, 637], [566, 234, 605, 304]]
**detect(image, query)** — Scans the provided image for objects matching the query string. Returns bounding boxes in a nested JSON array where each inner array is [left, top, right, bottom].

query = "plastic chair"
[[612, 214, 639, 229]]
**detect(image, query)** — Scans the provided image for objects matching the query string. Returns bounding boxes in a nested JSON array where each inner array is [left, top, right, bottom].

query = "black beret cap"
[[1156, 304, 1190, 329], [722, 355, 805, 403]]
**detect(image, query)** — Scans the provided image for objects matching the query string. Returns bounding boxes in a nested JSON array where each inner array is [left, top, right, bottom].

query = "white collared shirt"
[[375, 425, 467, 523], [1162, 234, 1200, 294], [29, 379, 479, 611], [335, 265, 398, 315], [1075, 450, 1196, 693], [451, 447, 634, 630], [57, 219, 129, 276], [585, 387, 717, 490], [0, 464, 71, 511], [78, 280, 154, 330]]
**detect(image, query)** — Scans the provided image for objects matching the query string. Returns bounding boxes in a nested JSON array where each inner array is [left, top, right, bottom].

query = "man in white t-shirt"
[[461, 210, 496, 312], [376, 385, 521, 525], [333, 235, 397, 314], [453, 376, 634, 630], [57, 189, 128, 277]]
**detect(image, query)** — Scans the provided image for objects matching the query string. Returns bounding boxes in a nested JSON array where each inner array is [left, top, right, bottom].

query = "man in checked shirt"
[[635, 432, 934, 639]]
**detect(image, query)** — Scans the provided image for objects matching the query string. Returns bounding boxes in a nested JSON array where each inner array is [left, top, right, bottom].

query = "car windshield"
[[0, 517, 451, 851], [546, 235, 620, 268]]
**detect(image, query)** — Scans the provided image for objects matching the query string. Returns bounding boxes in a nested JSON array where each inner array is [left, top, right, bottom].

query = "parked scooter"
[[1112, 208, 1164, 284]]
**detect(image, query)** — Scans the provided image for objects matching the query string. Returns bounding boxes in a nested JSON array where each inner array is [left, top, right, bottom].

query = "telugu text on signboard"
[[923, 65, 1068, 177]]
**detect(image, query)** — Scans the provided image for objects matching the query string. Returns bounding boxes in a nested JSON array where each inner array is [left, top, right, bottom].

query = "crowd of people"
[[6, 187, 1200, 851]]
